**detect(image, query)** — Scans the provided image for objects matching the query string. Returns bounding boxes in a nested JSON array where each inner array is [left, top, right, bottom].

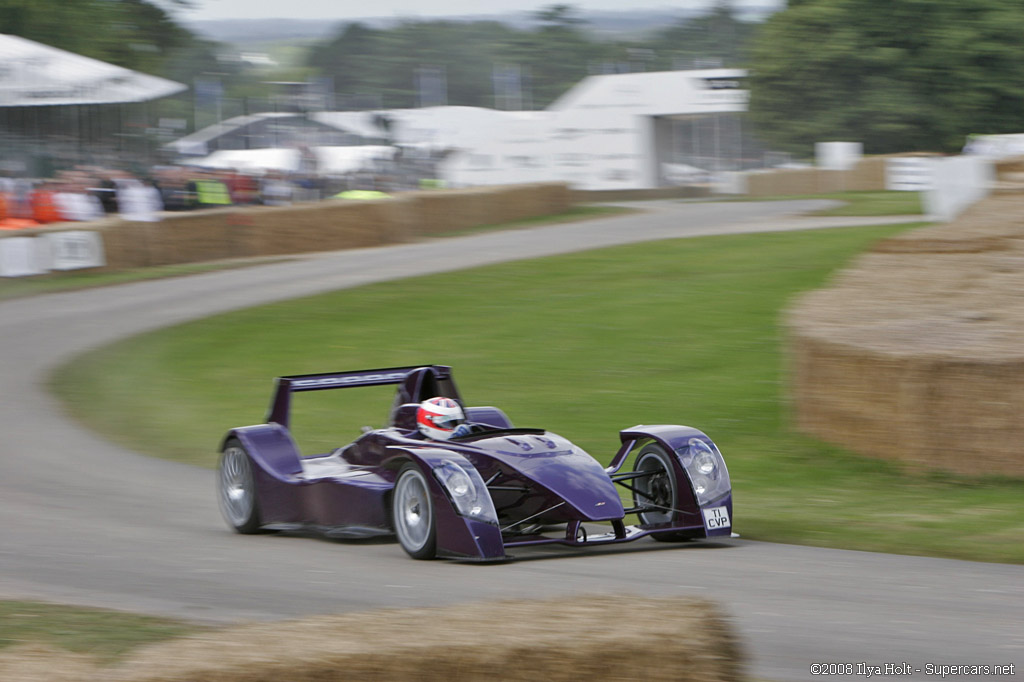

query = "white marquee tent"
[[0, 33, 186, 107]]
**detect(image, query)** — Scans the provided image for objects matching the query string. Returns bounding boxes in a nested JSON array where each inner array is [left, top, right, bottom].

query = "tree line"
[[305, 4, 757, 110], [0, 0, 220, 85]]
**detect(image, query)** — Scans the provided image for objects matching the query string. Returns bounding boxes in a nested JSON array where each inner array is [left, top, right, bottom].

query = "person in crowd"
[[227, 170, 260, 205], [150, 166, 192, 211], [117, 175, 164, 222], [0, 171, 37, 229], [260, 170, 293, 206], [88, 169, 120, 214], [9, 175, 35, 220], [185, 169, 233, 209], [30, 180, 63, 224], [54, 172, 105, 222]]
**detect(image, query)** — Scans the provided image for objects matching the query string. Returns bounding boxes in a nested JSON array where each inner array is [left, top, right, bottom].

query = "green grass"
[[808, 191, 923, 216], [437, 204, 636, 237], [731, 190, 924, 216], [0, 601, 205, 664], [50, 221, 1024, 564]]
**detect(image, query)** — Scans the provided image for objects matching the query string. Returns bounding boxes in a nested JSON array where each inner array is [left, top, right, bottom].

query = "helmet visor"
[[431, 414, 465, 430]]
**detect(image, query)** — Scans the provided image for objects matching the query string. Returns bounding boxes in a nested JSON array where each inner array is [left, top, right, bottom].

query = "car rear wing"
[[265, 365, 459, 428]]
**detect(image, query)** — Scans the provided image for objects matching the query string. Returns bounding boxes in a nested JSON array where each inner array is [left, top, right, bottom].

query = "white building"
[[327, 69, 749, 191], [177, 69, 750, 191], [439, 68, 749, 191]]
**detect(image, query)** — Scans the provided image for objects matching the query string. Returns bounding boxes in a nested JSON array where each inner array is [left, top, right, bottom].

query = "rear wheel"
[[393, 463, 437, 559], [218, 439, 262, 534], [632, 444, 690, 542]]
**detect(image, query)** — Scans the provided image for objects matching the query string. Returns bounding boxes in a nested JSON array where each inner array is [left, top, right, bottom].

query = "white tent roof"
[[547, 68, 748, 116], [167, 113, 304, 156], [180, 146, 396, 174], [314, 106, 536, 150], [0, 34, 186, 107]]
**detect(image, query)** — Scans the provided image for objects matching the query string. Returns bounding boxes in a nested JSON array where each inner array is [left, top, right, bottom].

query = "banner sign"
[[887, 157, 934, 192], [0, 230, 105, 277], [44, 230, 106, 271], [0, 237, 46, 277]]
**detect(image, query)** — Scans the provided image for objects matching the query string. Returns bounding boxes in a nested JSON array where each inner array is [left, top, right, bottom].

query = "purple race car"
[[217, 365, 732, 561]]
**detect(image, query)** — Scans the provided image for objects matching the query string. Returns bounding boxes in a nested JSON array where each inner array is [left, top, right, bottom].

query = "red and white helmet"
[[416, 397, 465, 440]]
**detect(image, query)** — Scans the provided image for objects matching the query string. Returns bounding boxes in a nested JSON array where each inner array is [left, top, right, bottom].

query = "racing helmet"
[[416, 397, 465, 440]]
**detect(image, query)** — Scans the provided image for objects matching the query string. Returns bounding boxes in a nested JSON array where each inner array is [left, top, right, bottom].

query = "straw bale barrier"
[[744, 155, 917, 197], [0, 596, 743, 682], [787, 191, 1024, 477], [2, 183, 571, 274], [573, 186, 711, 202]]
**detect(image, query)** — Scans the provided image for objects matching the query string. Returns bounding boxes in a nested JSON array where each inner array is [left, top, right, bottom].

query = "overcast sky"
[[172, 0, 784, 22]]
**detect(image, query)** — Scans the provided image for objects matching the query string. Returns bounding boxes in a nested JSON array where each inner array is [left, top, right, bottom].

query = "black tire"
[[632, 444, 691, 542], [217, 439, 262, 534], [392, 463, 437, 560]]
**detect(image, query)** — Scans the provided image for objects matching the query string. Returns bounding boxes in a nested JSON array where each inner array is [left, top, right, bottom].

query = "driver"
[[416, 397, 473, 440]]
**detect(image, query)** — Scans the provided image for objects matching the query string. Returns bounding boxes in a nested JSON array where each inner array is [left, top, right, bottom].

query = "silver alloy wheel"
[[219, 444, 255, 529], [634, 447, 676, 526], [394, 466, 433, 555]]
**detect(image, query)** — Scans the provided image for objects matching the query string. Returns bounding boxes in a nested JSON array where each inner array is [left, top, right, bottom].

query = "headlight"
[[433, 461, 498, 524], [693, 449, 717, 475], [443, 464, 473, 497], [681, 438, 730, 506]]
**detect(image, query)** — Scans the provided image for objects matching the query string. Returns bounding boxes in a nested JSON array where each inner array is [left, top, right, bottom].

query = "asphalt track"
[[0, 200, 1020, 681]]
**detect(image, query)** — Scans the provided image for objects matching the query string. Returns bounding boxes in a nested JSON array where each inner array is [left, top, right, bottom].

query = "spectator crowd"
[[0, 163, 395, 230]]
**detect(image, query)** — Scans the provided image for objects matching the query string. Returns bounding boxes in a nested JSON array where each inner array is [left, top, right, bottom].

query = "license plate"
[[702, 506, 731, 529]]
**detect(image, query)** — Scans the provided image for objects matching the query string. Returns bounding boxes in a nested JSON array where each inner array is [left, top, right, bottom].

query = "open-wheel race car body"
[[218, 365, 732, 561]]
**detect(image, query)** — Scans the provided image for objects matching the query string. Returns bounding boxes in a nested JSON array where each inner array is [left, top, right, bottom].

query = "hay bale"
[[788, 193, 1024, 476], [846, 156, 887, 191], [0, 597, 742, 682], [744, 154, 925, 197], [113, 596, 741, 682], [31, 183, 572, 273], [0, 643, 98, 682]]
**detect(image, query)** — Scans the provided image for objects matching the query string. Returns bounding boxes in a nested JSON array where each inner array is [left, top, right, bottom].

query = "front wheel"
[[217, 439, 262, 534], [392, 463, 437, 559], [632, 444, 691, 543]]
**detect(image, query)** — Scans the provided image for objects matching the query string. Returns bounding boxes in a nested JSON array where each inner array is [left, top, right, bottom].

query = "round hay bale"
[[788, 193, 1024, 476]]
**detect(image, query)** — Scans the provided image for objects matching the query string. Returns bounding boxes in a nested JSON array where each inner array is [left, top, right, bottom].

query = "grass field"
[[0, 601, 205, 663], [438, 204, 636, 236], [737, 190, 924, 216], [50, 219, 1024, 565]]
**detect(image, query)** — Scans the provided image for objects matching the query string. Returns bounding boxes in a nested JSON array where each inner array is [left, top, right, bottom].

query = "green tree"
[[649, 0, 758, 69], [518, 4, 604, 105], [0, 0, 203, 77], [0, 0, 123, 61], [307, 22, 384, 103], [747, 0, 1024, 154], [309, 20, 523, 109]]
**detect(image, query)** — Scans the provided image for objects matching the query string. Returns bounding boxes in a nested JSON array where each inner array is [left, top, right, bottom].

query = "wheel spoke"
[[394, 466, 435, 558], [633, 447, 676, 526], [220, 446, 253, 527]]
